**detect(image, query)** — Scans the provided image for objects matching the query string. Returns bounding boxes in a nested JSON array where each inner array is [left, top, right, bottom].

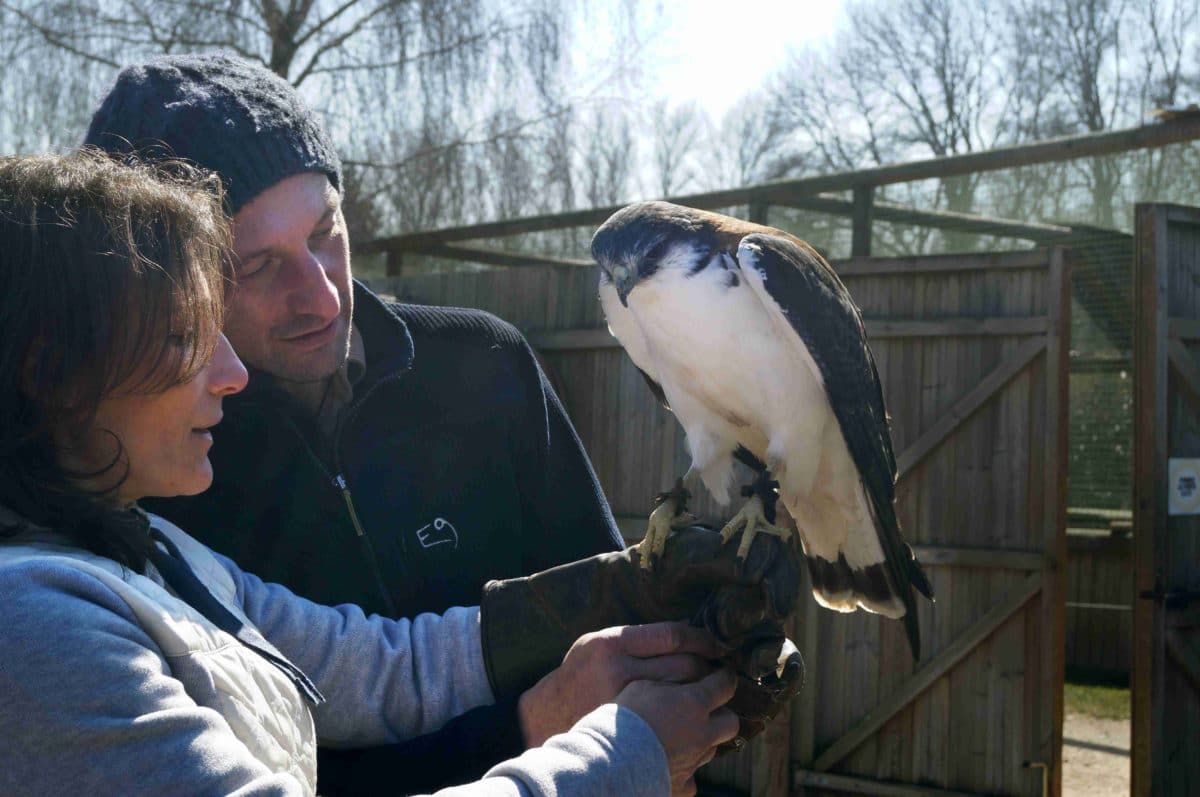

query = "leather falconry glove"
[[720, 637, 805, 753], [480, 525, 803, 700]]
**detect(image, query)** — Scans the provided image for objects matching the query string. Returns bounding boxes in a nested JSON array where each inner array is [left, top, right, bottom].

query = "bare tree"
[[765, 0, 1011, 252], [580, 106, 635, 207], [648, 100, 704, 196], [0, 0, 642, 250], [705, 93, 793, 188]]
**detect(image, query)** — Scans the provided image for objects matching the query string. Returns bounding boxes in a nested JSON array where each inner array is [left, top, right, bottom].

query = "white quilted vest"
[[0, 516, 318, 794]]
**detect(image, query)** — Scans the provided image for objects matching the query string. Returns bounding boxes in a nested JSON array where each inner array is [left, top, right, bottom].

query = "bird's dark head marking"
[[592, 201, 719, 307]]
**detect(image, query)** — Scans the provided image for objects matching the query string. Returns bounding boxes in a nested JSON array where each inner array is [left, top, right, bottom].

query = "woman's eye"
[[239, 255, 276, 279], [310, 226, 336, 244]]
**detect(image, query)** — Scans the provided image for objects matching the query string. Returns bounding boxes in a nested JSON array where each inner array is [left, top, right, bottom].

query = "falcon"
[[592, 201, 934, 657]]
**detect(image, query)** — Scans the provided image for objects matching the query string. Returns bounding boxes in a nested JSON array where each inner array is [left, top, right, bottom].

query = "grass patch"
[[1065, 682, 1130, 720]]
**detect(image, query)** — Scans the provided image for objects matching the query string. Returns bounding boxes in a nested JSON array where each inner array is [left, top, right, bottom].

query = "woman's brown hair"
[[0, 149, 231, 568]]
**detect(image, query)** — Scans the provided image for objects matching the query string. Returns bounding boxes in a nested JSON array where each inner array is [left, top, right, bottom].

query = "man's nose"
[[285, 249, 341, 320]]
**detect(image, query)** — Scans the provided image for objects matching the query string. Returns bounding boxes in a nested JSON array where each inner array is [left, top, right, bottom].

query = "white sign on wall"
[[1169, 458, 1200, 515]]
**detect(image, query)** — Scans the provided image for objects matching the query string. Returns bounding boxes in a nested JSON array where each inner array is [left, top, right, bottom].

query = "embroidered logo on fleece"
[[416, 518, 459, 550]]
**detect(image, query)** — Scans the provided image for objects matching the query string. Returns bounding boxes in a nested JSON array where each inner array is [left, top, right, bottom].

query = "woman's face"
[[64, 333, 248, 505]]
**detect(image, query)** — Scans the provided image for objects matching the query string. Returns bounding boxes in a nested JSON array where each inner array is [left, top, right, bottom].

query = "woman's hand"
[[615, 668, 740, 797], [517, 621, 722, 747]]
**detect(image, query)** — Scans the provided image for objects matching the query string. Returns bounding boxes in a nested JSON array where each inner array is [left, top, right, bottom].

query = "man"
[[83, 52, 710, 793]]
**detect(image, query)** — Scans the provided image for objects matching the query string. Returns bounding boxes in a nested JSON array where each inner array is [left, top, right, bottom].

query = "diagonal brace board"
[[794, 770, 990, 797], [1166, 628, 1200, 695], [896, 337, 1048, 483], [811, 572, 1044, 772], [1167, 336, 1200, 411]]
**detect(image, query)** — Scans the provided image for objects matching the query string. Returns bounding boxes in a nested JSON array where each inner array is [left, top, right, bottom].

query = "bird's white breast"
[[601, 256, 832, 502]]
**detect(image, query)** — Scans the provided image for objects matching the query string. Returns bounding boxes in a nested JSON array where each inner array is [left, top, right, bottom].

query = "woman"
[[0, 151, 738, 796]]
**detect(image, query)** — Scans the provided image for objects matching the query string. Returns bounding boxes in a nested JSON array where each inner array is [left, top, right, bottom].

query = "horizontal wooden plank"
[[812, 571, 1044, 772], [867, 317, 1048, 338], [1169, 317, 1200, 341], [794, 770, 988, 797], [910, 545, 1049, 571], [834, 249, 1050, 276], [529, 318, 1048, 353], [361, 118, 1200, 251], [1066, 533, 1133, 554], [897, 337, 1047, 482]]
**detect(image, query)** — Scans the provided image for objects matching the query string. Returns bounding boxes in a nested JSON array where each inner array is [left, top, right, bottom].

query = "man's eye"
[[310, 226, 336, 243]]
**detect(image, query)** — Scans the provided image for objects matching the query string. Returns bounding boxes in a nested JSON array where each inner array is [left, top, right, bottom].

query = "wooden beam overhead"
[[778, 193, 1075, 241], [361, 117, 1200, 253], [407, 243, 592, 269]]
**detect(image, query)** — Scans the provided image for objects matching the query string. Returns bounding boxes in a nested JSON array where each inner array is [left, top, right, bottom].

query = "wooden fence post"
[[852, 186, 874, 257]]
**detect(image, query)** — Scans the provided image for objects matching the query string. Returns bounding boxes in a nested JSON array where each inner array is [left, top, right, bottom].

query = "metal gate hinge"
[[1024, 761, 1049, 797], [1139, 587, 1200, 608]]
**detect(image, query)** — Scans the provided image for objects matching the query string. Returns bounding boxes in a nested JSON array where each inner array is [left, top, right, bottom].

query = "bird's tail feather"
[[804, 541, 931, 659], [806, 554, 906, 619]]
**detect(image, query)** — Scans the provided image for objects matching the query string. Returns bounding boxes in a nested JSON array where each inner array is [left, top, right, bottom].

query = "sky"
[[613, 0, 846, 118]]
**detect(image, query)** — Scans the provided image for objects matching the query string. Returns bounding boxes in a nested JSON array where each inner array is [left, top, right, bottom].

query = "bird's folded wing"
[[735, 233, 933, 657]]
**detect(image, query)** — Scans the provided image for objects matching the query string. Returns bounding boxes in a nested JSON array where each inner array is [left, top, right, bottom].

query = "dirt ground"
[[1062, 710, 1130, 797]]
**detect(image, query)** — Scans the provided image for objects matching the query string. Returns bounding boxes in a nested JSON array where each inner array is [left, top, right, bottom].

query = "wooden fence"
[[367, 245, 1070, 797], [1065, 532, 1133, 679]]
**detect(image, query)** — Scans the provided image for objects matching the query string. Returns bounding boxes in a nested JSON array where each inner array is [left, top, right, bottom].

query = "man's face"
[[227, 172, 353, 385]]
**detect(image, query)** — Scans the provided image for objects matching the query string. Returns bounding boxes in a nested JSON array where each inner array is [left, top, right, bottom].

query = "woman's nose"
[[210, 333, 249, 396]]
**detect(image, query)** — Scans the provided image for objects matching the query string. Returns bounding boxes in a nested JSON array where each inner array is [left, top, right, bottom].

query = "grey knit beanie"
[[83, 52, 342, 215]]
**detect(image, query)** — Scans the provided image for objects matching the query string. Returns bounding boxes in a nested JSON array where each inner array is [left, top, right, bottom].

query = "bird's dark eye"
[[643, 239, 672, 264]]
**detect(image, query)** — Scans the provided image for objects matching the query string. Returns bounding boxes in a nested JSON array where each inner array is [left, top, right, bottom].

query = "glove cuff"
[[481, 575, 573, 699], [480, 549, 648, 699]]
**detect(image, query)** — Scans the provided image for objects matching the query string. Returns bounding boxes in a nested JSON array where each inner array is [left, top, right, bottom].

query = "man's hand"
[[517, 621, 722, 747], [616, 668, 740, 797]]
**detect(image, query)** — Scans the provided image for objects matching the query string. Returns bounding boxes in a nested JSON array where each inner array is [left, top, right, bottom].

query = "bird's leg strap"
[[720, 472, 791, 560], [637, 479, 695, 569], [743, 470, 781, 524]]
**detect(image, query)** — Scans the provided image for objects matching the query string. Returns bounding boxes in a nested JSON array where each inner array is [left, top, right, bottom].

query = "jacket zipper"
[[333, 472, 398, 617], [281, 414, 400, 617]]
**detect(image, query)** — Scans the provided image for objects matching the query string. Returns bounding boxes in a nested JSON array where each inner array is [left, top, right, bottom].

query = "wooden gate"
[[1132, 204, 1200, 797], [371, 245, 1069, 796]]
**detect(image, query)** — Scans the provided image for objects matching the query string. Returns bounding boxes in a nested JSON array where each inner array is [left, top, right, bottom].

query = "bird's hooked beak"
[[611, 264, 634, 307]]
